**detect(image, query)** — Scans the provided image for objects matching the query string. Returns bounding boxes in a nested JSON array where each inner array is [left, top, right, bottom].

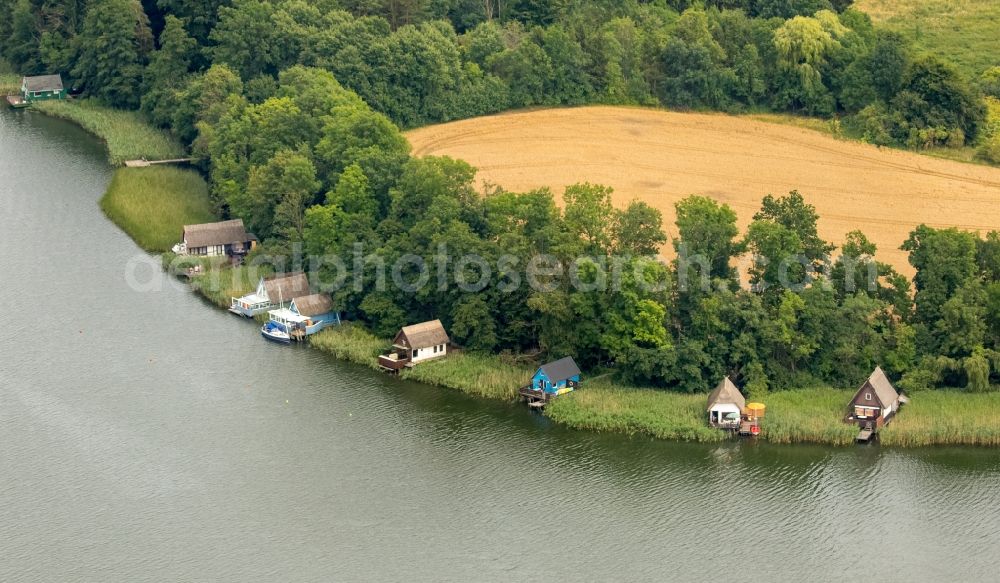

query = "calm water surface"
[[1, 109, 999, 582]]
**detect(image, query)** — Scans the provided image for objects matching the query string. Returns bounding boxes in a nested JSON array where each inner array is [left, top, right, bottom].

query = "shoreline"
[[161, 262, 1000, 448], [27, 103, 1000, 449]]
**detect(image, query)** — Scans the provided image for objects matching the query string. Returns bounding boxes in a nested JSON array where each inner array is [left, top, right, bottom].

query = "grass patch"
[[32, 99, 184, 165], [881, 391, 1000, 446], [402, 352, 533, 401], [545, 384, 875, 445], [747, 111, 995, 167], [308, 325, 534, 400], [545, 383, 727, 442], [187, 262, 269, 309], [101, 167, 215, 252], [310, 324, 388, 368], [759, 388, 858, 446], [857, 0, 1000, 80], [0, 58, 17, 94], [747, 112, 843, 135]]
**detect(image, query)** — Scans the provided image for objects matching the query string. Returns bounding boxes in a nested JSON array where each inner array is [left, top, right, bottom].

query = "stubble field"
[[406, 106, 1000, 275]]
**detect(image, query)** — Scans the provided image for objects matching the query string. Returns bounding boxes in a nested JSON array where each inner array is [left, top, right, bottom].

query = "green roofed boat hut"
[[21, 75, 66, 103]]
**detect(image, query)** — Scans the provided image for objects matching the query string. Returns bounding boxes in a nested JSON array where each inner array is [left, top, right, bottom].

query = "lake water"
[[2, 108, 999, 582]]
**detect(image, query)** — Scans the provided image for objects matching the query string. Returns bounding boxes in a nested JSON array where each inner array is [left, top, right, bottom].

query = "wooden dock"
[[856, 428, 874, 443], [738, 419, 761, 436], [124, 157, 193, 168], [6, 95, 28, 108], [518, 386, 552, 409]]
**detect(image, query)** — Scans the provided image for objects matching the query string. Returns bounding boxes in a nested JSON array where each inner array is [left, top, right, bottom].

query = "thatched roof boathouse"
[[230, 272, 311, 317], [378, 320, 450, 372]]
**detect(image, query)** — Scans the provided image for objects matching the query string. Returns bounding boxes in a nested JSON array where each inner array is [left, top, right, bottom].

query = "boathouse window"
[[865, 392, 872, 401], [413, 348, 419, 357]]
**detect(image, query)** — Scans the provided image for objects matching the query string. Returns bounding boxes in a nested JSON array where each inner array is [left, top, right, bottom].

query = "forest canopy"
[[1, 0, 997, 393]]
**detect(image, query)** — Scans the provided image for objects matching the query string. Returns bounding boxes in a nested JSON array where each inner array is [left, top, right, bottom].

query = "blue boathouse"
[[267, 293, 341, 341], [531, 356, 581, 395]]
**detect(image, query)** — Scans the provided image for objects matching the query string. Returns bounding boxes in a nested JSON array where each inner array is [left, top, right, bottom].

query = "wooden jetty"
[[124, 157, 193, 168], [518, 386, 552, 409], [6, 95, 28, 108]]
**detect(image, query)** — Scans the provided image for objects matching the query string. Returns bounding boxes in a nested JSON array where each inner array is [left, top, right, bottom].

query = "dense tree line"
[[2, 0, 991, 147], [1, 0, 997, 393]]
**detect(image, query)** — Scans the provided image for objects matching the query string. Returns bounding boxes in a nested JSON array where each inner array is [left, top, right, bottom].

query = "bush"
[[980, 67, 1000, 99], [981, 135, 1000, 164]]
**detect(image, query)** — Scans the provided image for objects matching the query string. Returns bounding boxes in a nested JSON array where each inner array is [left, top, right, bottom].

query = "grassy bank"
[[881, 391, 1000, 446], [309, 325, 533, 400], [0, 58, 17, 94], [102, 167, 215, 252], [747, 111, 990, 167], [545, 385, 726, 442], [857, 0, 999, 81], [0, 76, 18, 96], [310, 324, 388, 367], [32, 100, 184, 166], [185, 262, 268, 309], [290, 320, 1000, 447]]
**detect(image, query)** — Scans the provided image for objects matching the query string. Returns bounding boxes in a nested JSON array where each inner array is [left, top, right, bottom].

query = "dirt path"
[[406, 106, 1000, 276]]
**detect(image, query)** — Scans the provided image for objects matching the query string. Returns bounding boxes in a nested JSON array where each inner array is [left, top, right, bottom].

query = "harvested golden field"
[[406, 106, 1000, 275]]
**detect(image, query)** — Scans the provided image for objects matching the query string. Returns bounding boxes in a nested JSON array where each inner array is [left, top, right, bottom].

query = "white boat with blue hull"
[[265, 293, 341, 342], [260, 321, 291, 344]]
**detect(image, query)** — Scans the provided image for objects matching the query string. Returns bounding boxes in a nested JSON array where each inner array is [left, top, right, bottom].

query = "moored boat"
[[260, 320, 290, 344]]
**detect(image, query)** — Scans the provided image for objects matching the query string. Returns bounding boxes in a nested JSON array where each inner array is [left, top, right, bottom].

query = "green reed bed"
[[32, 100, 184, 165], [309, 324, 388, 369], [758, 388, 858, 446], [402, 353, 533, 401], [101, 167, 215, 252], [179, 277, 1000, 448], [187, 262, 269, 309], [881, 391, 1000, 447], [544, 383, 727, 442], [0, 75, 19, 96]]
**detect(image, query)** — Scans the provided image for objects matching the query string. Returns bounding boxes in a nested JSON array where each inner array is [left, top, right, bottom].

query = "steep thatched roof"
[[292, 293, 333, 317], [23, 74, 63, 92], [706, 377, 746, 411], [263, 272, 310, 303], [183, 219, 251, 248], [399, 319, 449, 349], [539, 356, 581, 382], [855, 366, 899, 407]]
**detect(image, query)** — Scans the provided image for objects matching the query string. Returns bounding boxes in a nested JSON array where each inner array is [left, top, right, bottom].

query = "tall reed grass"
[[309, 325, 388, 368], [101, 167, 215, 252], [32, 100, 184, 165], [180, 276, 1000, 447], [307, 326, 534, 400], [881, 391, 1000, 446], [402, 353, 533, 400], [188, 263, 270, 309], [545, 383, 727, 442], [0, 76, 18, 96], [758, 388, 858, 446]]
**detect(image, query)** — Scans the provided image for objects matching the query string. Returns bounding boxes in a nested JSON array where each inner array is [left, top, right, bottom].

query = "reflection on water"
[[1, 109, 999, 582]]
